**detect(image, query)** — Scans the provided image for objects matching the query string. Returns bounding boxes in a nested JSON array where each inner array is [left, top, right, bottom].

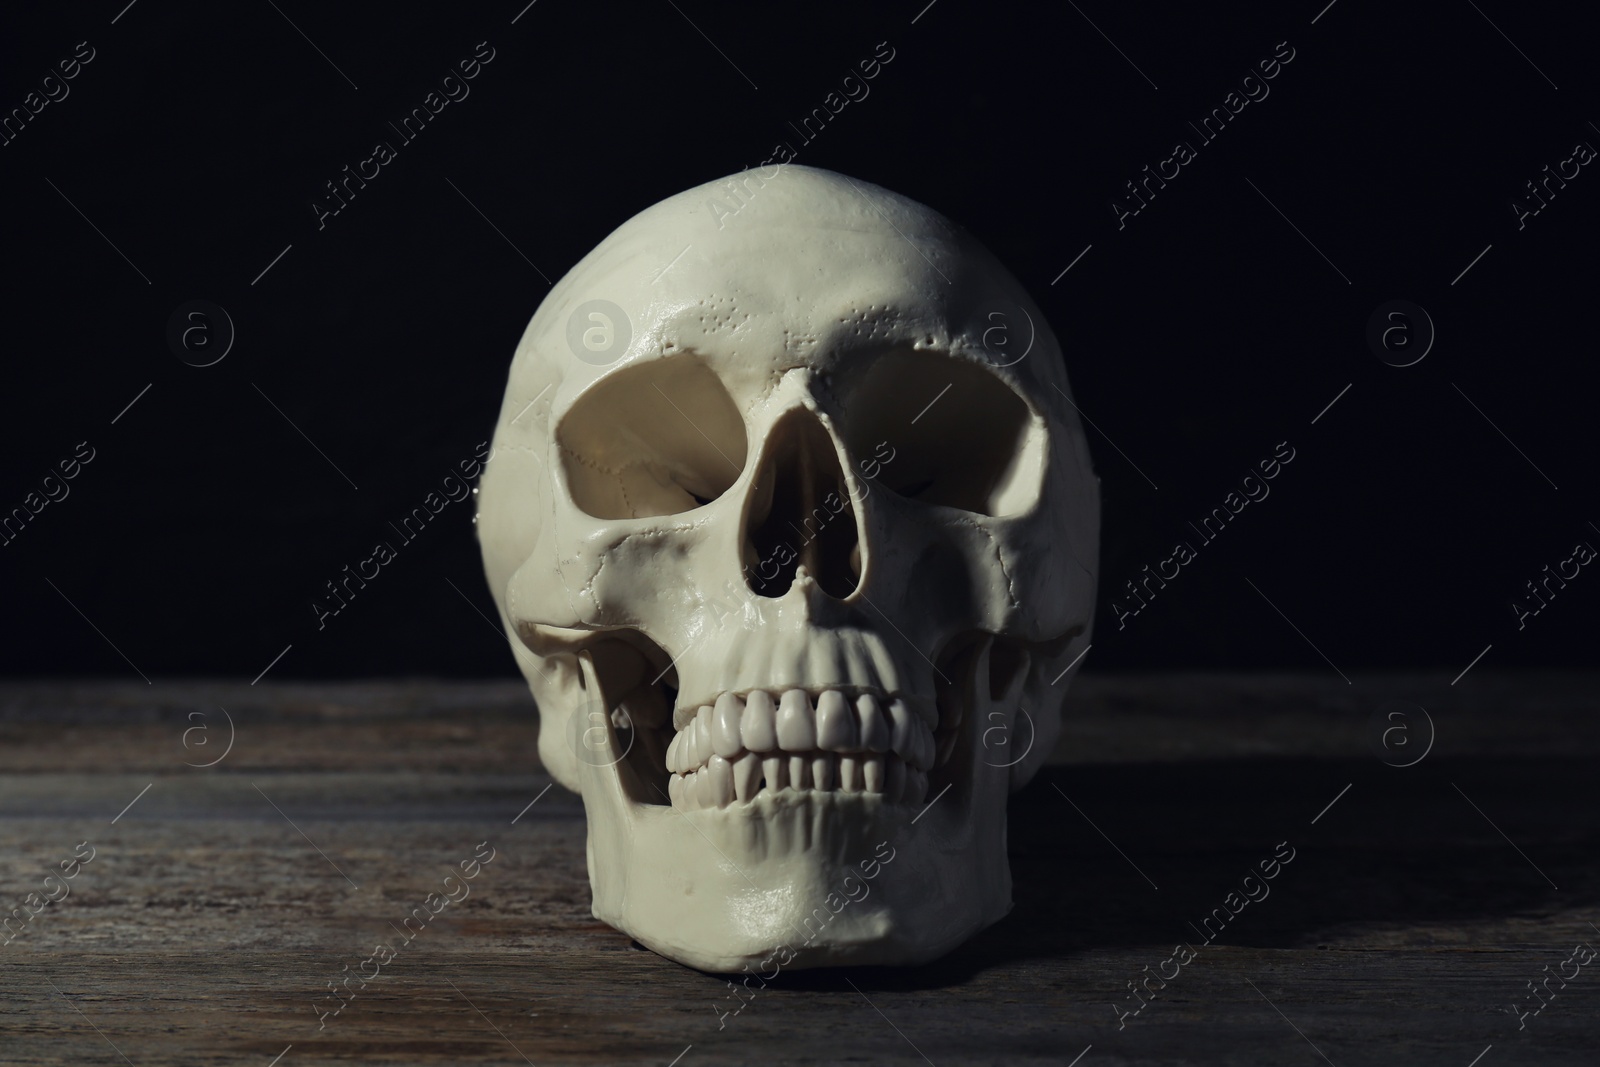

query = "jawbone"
[[572, 639, 1020, 972]]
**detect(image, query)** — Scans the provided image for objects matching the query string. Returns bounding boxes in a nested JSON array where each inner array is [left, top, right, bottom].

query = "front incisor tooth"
[[668, 772, 685, 807], [815, 690, 856, 752], [707, 755, 734, 808], [839, 755, 862, 793], [812, 754, 835, 791], [733, 753, 761, 802], [741, 690, 778, 752], [762, 756, 786, 793], [857, 694, 890, 752], [712, 692, 744, 758], [665, 730, 683, 774], [776, 689, 816, 751], [863, 755, 885, 793], [789, 754, 811, 790]]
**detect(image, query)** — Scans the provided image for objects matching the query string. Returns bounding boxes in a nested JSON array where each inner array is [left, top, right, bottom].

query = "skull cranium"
[[477, 166, 1097, 971]]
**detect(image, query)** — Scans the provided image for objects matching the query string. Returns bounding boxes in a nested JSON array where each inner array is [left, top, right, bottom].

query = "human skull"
[[477, 166, 1097, 972]]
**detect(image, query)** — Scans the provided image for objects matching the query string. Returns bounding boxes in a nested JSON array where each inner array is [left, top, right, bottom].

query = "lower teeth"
[[668, 752, 928, 809]]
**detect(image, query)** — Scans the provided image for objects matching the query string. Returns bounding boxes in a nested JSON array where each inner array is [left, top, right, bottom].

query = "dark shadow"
[[760, 754, 1600, 992]]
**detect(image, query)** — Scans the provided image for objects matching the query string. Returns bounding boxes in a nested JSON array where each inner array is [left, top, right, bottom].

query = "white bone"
[[477, 166, 1099, 971]]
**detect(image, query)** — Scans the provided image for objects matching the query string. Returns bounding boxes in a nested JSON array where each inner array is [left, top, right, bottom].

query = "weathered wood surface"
[[1, 674, 1596, 1065]]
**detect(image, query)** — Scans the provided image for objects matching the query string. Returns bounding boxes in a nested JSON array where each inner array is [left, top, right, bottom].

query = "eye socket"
[[840, 348, 1041, 517], [557, 356, 747, 519]]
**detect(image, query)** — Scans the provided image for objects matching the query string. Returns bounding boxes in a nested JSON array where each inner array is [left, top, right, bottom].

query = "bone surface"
[[477, 165, 1099, 971]]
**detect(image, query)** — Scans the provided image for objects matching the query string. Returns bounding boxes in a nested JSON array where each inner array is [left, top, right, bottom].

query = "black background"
[[1, 0, 1594, 682]]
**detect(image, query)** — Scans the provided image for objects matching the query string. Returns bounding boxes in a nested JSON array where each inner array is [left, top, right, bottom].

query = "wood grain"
[[1, 674, 1596, 1065]]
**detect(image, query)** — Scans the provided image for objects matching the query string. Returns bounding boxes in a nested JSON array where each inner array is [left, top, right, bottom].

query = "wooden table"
[[2, 674, 1595, 1065]]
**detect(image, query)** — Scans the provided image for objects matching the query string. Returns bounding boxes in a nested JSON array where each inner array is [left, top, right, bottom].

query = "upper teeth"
[[664, 688, 938, 809]]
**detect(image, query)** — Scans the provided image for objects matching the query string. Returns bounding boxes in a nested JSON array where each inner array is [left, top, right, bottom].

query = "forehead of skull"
[[517, 166, 1056, 409]]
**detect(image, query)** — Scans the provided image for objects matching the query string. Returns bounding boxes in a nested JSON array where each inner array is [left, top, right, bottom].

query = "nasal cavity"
[[743, 409, 862, 601]]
